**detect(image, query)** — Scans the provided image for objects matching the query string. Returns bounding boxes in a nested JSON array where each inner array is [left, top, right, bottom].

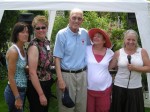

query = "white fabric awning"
[[0, 0, 150, 101]]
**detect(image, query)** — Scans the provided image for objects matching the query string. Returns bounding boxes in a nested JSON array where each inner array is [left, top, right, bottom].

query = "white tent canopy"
[[0, 0, 150, 103]]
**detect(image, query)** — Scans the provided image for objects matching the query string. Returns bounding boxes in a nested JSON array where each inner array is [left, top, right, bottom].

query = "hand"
[[57, 79, 66, 92], [15, 98, 23, 110], [127, 64, 135, 71], [39, 94, 47, 106], [25, 65, 29, 74]]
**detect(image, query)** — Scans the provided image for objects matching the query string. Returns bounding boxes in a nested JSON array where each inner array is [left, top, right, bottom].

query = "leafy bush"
[[0, 66, 7, 80], [51, 16, 68, 47], [82, 11, 112, 30], [110, 28, 125, 51]]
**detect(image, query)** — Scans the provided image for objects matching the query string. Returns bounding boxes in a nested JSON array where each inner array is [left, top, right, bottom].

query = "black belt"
[[17, 87, 26, 92], [61, 67, 86, 73]]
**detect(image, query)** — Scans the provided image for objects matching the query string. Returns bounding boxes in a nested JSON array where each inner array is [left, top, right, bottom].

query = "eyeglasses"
[[35, 26, 46, 30], [71, 16, 83, 21]]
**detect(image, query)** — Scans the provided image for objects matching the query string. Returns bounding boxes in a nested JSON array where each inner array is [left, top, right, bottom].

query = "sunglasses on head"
[[35, 26, 46, 30]]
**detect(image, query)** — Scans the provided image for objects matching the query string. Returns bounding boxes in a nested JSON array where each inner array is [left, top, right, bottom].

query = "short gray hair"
[[69, 8, 83, 18]]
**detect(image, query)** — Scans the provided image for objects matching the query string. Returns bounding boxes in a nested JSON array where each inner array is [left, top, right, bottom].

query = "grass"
[[0, 79, 8, 112], [0, 77, 58, 112], [0, 73, 150, 112]]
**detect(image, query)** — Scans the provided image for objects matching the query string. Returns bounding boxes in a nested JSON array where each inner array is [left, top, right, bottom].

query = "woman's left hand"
[[15, 98, 23, 110]]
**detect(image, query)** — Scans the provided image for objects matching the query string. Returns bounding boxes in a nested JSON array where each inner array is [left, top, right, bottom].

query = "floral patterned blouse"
[[28, 38, 53, 81]]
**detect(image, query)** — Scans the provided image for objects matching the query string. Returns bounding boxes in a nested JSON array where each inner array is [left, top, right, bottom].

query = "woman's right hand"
[[39, 94, 47, 106], [57, 79, 66, 92]]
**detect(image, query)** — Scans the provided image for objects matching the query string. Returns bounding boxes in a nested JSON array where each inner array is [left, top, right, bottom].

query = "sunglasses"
[[35, 26, 46, 30]]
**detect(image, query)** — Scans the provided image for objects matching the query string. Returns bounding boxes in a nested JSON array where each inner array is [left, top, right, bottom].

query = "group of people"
[[4, 15, 52, 112], [3, 8, 150, 112]]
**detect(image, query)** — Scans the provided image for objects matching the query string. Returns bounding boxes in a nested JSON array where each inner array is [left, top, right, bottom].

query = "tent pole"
[[47, 10, 56, 41], [136, 11, 150, 104], [0, 10, 4, 23]]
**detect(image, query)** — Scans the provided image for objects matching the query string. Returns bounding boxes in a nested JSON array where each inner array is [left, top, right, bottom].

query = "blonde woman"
[[26, 15, 53, 112], [109, 29, 150, 112]]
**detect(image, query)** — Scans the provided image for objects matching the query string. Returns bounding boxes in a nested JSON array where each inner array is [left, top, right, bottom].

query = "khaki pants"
[[57, 71, 87, 112]]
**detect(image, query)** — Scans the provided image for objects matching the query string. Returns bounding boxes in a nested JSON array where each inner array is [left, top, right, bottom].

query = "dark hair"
[[11, 22, 28, 43]]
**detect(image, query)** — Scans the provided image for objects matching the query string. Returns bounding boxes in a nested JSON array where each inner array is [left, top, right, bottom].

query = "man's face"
[[69, 13, 83, 33]]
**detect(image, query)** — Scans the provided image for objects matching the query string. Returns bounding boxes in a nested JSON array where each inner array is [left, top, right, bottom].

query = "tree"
[[0, 10, 20, 52], [0, 10, 47, 52], [51, 15, 68, 47]]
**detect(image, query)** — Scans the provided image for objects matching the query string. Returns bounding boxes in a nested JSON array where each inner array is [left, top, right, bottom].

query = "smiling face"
[[34, 22, 48, 39], [124, 33, 137, 49], [11, 22, 29, 43], [69, 9, 83, 33], [18, 26, 29, 43], [92, 33, 105, 46], [32, 15, 48, 40], [123, 30, 138, 49]]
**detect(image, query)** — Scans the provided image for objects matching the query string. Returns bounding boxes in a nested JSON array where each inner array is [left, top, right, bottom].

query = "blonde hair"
[[32, 15, 48, 28], [123, 29, 139, 48], [69, 8, 83, 18]]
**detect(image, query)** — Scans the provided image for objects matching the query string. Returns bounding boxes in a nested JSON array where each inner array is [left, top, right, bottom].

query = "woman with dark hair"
[[4, 22, 29, 112]]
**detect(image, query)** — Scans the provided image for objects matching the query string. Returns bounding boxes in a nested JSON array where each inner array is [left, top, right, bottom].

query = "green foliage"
[[110, 28, 125, 51], [0, 10, 20, 52], [51, 16, 68, 47], [82, 11, 112, 30], [0, 65, 7, 80], [142, 73, 148, 91], [0, 79, 8, 112], [82, 11, 100, 29]]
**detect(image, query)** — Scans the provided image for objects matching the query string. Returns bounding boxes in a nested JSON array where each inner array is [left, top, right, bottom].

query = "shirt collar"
[[67, 26, 81, 36]]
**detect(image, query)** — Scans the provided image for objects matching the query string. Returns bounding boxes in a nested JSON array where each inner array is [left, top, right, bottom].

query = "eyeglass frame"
[[35, 26, 47, 30]]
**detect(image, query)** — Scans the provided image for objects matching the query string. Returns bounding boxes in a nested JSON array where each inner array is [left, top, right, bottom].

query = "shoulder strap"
[[13, 44, 25, 60]]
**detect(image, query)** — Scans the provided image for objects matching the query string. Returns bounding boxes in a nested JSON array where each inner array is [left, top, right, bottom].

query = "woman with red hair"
[[86, 28, 114, 112]]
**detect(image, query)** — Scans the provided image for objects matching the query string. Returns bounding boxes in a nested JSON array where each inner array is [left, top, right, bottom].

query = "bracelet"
[[15, 95, 20, 100]]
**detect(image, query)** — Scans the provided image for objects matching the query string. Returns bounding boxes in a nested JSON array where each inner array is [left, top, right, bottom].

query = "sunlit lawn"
[[0, 78, 58, 112], [0, 78, 150, 112]]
